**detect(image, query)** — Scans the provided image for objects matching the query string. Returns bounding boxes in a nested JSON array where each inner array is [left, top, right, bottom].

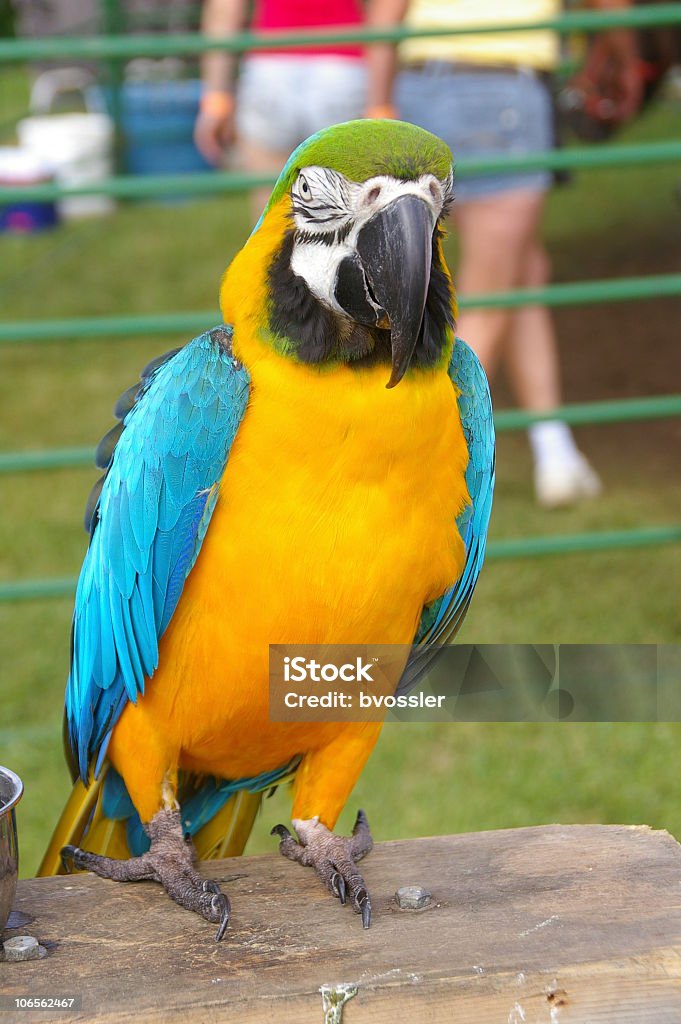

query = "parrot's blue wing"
[[397, 336, 495, 695], [66, 326, 250, 780]]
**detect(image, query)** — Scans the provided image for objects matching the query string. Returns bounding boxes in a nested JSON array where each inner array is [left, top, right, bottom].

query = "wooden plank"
[[2, 825, 681, 1023]]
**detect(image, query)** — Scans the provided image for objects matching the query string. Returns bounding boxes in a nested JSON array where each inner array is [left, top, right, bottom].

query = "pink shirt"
[[251, 0, 365, 59]]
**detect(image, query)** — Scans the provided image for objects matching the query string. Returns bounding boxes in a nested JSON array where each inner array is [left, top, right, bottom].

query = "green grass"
[[0, 65, 29, 142], [1, 99, 681, 876]]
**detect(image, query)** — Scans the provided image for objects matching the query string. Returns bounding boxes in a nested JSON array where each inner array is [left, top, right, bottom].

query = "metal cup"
[[0, 767, 23, 933]]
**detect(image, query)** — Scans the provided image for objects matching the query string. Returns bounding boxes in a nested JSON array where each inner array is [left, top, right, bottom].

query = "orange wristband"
[[365, 104, 398, 120], [200, 91, 235, 118]]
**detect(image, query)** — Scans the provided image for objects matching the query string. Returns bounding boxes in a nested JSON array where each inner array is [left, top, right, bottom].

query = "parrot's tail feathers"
[[193, 788, 262, 860], [180, 758, 301, 857], [37, 772, 105, 876]]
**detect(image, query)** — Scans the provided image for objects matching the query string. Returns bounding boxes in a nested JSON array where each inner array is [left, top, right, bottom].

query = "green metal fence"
[[1, 4, 681, 604], [2, 4, 681, 62]]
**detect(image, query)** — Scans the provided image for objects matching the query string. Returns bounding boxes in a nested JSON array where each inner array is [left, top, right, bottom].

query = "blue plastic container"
[[0, 148, 58, 233], [112, 80, 213, 177]]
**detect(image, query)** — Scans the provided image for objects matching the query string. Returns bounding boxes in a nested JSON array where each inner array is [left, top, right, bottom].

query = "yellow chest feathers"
[[184, 336, 470, 647]]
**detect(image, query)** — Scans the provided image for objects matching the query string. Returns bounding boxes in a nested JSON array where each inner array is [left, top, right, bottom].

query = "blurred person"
[[366, 0, 640, 508], [562, 0, 677, 141], [195, 0, 371, 221]]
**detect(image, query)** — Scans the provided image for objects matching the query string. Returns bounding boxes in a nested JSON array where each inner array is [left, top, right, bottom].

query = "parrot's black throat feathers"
[[267, 225, 454, 372]]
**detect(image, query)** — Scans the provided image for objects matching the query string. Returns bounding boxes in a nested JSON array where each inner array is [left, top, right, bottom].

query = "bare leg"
[[453, 189, 545, 375], [503, 240, 561, 412], [455, 192, 600, 506]]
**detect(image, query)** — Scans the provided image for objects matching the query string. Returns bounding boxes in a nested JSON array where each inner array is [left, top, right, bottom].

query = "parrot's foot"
[[61, 809, 230, 941], [271, 810, 373, 928]]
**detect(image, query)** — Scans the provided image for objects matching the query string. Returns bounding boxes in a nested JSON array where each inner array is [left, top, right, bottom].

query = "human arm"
[[194, 0, 248, 165], [364, 0, 409, 119]]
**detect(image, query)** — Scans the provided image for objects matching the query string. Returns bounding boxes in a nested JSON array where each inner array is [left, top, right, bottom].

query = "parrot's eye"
[[298, 175, 312, 201]]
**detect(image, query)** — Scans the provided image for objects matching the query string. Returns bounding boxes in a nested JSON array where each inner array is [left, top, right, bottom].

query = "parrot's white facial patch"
[[289, 166, 451, 313]]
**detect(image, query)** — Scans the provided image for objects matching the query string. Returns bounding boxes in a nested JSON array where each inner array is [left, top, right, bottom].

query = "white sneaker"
[[534, 452, 602, 509]]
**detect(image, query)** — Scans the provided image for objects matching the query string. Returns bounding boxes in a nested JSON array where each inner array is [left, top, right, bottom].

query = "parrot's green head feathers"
[[225, 120, 457, 387], [264, 119, 453, 214]]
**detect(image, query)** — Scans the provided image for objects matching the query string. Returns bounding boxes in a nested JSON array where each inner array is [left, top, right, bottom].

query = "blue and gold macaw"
[[40, 120, 494, 939]]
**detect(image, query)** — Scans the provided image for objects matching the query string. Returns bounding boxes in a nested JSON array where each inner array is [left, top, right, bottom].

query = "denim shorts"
[[396, 66, 554, 203], [237, 55, 367, 153]]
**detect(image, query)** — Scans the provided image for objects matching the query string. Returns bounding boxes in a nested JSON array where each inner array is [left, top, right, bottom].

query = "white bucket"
[[18, 68, 115, 219]]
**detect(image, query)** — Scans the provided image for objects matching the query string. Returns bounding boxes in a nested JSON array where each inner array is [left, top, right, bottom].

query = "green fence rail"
[[2, 394, 681, 476], [492, 394, 681, 432], [0, 578, 78, 603], [2, 272, 680, 345], [2, 138, 681, 204], [1, 4, 681, 63], [3, 525, 681, 604], [488, 526, 681, 560]]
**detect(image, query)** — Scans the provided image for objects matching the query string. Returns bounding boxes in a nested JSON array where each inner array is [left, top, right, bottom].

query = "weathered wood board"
[[2, 825, 681, 1023]]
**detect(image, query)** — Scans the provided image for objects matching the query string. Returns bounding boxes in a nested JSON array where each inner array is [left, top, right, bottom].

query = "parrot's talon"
[[60, 844, 90, 873], [211, 894, 231, 942], [331, 870, 347, 904], [275, 813, 374, 928], [354, 809, 367, 829], [197, 882, 231, 936], [353, 886, 372, 928], [60, 844, 77, 872]]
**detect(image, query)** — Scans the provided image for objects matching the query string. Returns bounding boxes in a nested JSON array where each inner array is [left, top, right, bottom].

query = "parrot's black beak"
[[356, 194, 434, 388]]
